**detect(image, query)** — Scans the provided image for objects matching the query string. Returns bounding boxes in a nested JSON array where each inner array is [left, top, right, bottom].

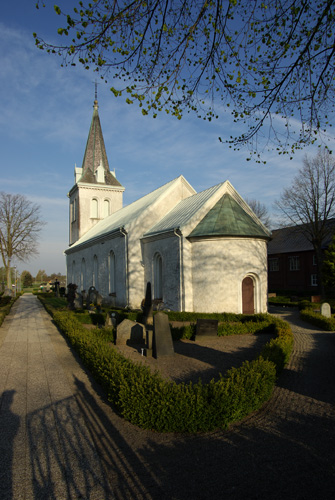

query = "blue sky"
[[1, 1, 332, 277]]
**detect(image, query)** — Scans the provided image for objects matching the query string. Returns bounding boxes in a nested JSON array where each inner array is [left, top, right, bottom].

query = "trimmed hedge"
[[300, 307, 335, 331], [40, 296, 293, 432], [0, 294, 21, 326]]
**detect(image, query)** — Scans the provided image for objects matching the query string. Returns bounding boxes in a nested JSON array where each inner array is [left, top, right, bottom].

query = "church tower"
[[68, 95, 125, 245]]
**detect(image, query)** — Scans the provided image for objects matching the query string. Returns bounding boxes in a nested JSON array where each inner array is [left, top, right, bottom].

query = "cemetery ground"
[[0, 294, 335, 498]]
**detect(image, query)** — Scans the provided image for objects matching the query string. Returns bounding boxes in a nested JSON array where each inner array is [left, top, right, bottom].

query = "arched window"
[[108, 251, 115, 294], [81, 258, 86, 291], [91, 198, 98, 218], [72, 260, 76, 284], [103, 199, 110, 218], [93, 255, 98, 288], [153, 253, 163, 300]]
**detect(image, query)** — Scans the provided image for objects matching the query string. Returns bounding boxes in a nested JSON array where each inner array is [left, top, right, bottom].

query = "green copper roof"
[[189, 193, 270, 239]]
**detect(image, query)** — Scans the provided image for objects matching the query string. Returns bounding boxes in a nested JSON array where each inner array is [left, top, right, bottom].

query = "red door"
[[242, 277, 254, 314]]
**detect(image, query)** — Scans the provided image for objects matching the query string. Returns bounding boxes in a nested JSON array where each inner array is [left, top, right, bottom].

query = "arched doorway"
[[242, 276, 254, 314]]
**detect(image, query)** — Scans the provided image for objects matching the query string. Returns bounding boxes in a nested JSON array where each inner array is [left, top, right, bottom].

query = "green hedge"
[[0, 294, 22, 327], [300, 307, 335, 331], [39, 295, 293, 432]]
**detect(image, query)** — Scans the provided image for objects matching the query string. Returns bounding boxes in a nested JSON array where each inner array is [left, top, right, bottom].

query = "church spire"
[[79, 90, 122, 187]]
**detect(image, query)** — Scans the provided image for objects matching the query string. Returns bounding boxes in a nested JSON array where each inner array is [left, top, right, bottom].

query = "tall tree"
[[35, 269, 48, 282], [245, 198, 271, 228], [322, 235, 335, 293], [0, 193, 45, 288], [275, 148, 335, 296], [35, 0, 335, 159], [21, 270, 34, 288]]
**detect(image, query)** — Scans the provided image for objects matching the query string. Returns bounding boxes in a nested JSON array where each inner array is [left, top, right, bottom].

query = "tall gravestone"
[[153, 312, 174, 358], [143, 282, 154, 354]]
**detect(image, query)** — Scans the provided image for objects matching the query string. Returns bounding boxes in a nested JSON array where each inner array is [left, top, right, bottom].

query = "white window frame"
[[269, 258, 279, 272], [289, 256, 300, 271], [311, 274, 318, 286]]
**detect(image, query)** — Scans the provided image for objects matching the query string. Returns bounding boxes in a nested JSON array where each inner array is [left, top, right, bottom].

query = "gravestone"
[[321, 302, 331, 318], [116, 319, 145, 345], [73, 292, 83, 310], [142, 282, 153, 326], [54, 279, 60, 297], [195, 319, 218, 340], [67, 283, 77, 309], [153, 312, 174, 358], [105, 312, 117, 328]]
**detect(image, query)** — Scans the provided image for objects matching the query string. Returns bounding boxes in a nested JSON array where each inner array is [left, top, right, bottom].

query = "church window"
[[104, 199, 110, 218], [91, 198, 98, 219], [153, 253, 163, 300], [81, 258, 86, 291], [70, 199, 76, 222], [72, 260, 76, 284], [108, 251, 116, 294], [93, 255, 98, 288]]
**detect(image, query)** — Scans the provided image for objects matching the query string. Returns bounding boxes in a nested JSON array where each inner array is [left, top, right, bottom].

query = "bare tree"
[[35, 0, 335, 159], [245, 198, 271, 228], [275, 148, 335, 296], [0, 193, 45, 289]]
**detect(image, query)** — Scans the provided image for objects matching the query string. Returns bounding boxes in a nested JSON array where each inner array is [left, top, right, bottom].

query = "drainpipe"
[[174, 228, 183, 312], [120, 227, 129, 307]]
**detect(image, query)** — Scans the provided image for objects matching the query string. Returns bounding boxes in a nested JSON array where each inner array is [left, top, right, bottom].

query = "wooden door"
[[242, 277, 254, 314]]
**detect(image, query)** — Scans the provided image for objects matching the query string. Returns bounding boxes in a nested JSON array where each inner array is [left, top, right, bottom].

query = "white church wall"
[[66, 234, 127, 307], [142, 234, 181, 311], [191, 238, 268, 313]]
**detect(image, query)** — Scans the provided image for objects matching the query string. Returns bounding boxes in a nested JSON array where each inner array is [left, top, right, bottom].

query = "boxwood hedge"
[[40, 297, 293, 433]]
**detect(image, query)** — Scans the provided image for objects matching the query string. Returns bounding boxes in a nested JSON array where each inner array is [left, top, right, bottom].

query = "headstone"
[[105, 312, 117, 328], [116, 319, 145, 345], [67, 283, 77, 309], [321, 302, 331, 318], [73, 292, 83, 310], [311, 295, 321, 303], [195, 319, 218, 339], [54, 279, 60, 297], [153, 312, 174, 358], [142, 282, 153, 326]]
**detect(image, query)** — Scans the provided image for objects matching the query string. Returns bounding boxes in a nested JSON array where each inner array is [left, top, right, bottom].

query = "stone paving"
[[0, 296, 335, 499]]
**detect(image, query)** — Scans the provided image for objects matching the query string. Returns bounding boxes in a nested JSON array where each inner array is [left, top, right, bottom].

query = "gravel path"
[[1, 298, 335, 499]]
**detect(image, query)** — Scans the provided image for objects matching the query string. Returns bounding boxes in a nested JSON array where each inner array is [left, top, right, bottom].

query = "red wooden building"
[[267, 221, 335, 294]]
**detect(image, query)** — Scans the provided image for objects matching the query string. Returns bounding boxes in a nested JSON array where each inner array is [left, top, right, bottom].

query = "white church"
[[65, 98, 271, 314]]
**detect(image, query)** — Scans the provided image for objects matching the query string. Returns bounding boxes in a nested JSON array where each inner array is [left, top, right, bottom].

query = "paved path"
[[0, 296, 335, 499]]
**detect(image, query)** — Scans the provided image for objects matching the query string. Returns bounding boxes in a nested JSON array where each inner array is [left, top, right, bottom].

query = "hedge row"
[[300, 308, 335, 331], [0, 294, 21, 327], [40, 298, 293, 432]]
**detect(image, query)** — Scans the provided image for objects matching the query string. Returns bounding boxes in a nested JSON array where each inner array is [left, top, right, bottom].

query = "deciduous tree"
[[35, 0, 335, 159], [275, 148, 335, 296], [245, 198, 271, 228], [0, 193, 45, 288]]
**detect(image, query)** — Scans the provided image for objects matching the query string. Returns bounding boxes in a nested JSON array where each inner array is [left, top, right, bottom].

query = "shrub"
[[300, 308, 335, 331], [38, 293, 293, 433]]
